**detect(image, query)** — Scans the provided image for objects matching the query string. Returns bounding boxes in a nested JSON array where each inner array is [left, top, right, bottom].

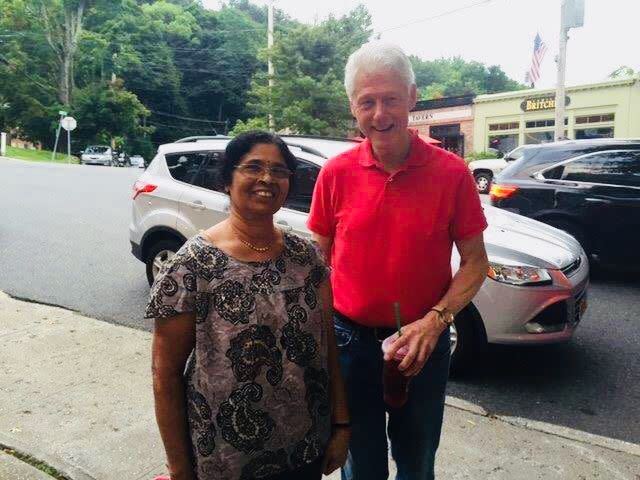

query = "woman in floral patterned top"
[[147, 131, 350, 480]]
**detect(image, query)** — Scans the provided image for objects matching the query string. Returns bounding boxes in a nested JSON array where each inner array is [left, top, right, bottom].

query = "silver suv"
[[130, 136, 589, 373]]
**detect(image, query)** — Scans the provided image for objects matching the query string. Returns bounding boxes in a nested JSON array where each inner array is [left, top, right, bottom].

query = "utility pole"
[[554, 0, 584, 140], [267, 0, 275, 132]]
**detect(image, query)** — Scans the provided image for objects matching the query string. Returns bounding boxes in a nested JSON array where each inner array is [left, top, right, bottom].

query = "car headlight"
[[487, 262, 552, 286]]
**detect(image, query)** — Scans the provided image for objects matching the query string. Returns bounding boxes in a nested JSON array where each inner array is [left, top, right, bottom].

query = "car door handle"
[[585, 197, 612, 205], [275, 220, 293, 231], [188, 200, 206, 210]]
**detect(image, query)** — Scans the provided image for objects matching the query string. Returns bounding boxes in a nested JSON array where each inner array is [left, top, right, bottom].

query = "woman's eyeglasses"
[[235, 163, 293, 180]]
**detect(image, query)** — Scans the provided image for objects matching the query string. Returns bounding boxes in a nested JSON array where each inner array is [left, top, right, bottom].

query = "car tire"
[[449, 307, 485, 377], [145, 239, 182, 286], [474, 172, 492, 194]]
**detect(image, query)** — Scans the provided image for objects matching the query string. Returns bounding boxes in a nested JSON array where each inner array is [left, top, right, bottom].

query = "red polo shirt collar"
[[357, 130, 429, 170]]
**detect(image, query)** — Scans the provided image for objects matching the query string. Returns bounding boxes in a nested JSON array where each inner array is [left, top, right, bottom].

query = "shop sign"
[[521, 96, 570, 112], [409, 106, 472, 124]]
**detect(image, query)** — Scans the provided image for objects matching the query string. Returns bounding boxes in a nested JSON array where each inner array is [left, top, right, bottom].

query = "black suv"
[[490, 139, 640, 267]]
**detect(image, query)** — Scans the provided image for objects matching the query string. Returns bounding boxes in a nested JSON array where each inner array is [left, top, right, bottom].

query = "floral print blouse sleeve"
[[144, 244, 198, 319]]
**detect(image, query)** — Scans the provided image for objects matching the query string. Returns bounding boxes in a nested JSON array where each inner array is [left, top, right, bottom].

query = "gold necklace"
[[231, 225, 275, 253]]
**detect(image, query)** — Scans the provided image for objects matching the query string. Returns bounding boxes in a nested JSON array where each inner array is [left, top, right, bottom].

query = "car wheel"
[[546, 219, 590, 255], [474, 172, 492, 194], [449, 307, 485, 377], [145, 239, 182, 286]]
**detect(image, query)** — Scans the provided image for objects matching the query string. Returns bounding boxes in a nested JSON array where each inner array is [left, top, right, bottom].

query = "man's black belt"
[[334, 310, 397, 342]]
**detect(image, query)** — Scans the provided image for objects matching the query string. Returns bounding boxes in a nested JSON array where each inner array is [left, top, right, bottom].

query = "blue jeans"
[[334, 315, 451, 480]]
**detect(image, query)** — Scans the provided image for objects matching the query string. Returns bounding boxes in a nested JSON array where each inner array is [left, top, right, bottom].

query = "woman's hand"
[[322, 427, 351, 475]]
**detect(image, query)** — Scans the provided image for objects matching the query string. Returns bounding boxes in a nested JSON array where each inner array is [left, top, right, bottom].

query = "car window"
[[165, 151, 211, 186], [197, 151, 225, 192], [556, 150, 640, 187], [283, 159, 320, 213]]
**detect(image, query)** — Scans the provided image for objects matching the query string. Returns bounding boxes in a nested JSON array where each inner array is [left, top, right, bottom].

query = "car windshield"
[[498, 147, 539, 178], [504, 146, 527, 161], [86, 146, 108, 154]]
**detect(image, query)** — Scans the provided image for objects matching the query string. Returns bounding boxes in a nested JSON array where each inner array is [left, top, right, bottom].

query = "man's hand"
[[383, 311, 446, 377], [322, 427, 350, 475]]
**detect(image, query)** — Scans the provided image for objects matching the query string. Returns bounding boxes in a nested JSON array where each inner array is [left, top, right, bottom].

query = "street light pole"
[[267, 0, 275, 132], [554, 1, 569, 140], [554, 0, 584, 141], [51, 110, 66, 162]]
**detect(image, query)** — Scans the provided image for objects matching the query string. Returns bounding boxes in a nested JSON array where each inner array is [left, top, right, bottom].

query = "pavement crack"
[[4, 292, 80, 314], [1, 444, 71, 480]]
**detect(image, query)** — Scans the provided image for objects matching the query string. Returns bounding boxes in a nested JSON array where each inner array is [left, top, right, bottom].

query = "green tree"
[[411, 56, 524, 99], [72, 79, 151, 148], [242, 5, 372, 135]]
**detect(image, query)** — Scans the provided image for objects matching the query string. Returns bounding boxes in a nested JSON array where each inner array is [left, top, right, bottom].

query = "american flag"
[[527, 33, 547, 86]]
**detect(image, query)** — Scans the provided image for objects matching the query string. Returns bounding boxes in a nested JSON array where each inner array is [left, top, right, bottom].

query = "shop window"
[[525, 131, 554, 144], [525, 131, 568, 145], [575, 114, 615, 124], [525, 118, 567, 128], [489, 122, 519, 131], [575, 127, 614, 139], [488, 134, 518, 154]]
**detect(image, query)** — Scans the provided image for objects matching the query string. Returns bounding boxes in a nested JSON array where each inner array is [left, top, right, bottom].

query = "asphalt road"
[[1, 158, 639, 446]]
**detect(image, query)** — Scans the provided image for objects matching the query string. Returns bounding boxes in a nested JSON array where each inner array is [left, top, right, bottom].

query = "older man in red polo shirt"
[[307, 42, 489, 480]]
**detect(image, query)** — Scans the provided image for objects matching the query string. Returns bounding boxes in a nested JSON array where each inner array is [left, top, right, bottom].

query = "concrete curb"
[[0, 433, 96, 480], [445, 395, 640, 458]]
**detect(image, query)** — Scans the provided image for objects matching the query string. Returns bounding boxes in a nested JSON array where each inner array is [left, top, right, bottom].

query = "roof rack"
[[279, 134, 361, 143], [174, 135, 230, 143], [172, 135, 328, 158], [283, 142, 327, 159]]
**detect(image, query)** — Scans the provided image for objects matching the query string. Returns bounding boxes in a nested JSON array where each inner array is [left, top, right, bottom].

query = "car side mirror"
[[505, 156, 515, 162]]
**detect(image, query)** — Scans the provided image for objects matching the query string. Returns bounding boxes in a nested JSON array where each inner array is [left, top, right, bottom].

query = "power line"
[[150, 110, 228, 124], [376, 0, 496, 34]]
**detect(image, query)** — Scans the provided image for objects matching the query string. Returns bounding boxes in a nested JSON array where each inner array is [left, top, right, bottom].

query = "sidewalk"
[[1, 290, 638, 480]]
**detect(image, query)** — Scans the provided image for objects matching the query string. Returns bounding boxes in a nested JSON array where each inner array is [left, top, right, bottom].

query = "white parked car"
[[468, 146, 527, 193], [130, 136, 588, 374]]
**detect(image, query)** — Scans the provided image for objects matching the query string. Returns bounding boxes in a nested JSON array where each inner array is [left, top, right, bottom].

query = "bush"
[[465, 151, 499, 162]]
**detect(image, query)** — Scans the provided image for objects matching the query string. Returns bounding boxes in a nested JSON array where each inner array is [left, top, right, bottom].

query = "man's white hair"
[[344, 41, 416, 101]]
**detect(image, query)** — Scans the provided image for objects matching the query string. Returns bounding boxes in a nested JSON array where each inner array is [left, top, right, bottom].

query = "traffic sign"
[[61, 116, 77, 131]]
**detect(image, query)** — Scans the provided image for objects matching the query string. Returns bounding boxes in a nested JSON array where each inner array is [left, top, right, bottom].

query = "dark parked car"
[[490, 139, 640, 268]]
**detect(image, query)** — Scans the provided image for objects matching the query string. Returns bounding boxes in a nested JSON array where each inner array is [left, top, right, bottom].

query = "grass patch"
[[1, 446, 71, 480], [3, 146, 79, 164]]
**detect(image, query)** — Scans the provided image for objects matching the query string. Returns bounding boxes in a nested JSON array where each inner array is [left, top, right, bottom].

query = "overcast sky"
[[202, 0, 639, 89]]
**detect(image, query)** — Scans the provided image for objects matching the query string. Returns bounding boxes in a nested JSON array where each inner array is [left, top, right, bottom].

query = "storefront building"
[[472, 77, 640, 154], [408, 94, 474, 157]]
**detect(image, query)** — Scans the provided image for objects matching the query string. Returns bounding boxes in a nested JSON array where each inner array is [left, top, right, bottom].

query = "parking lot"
[[1, 158, 639, 445]]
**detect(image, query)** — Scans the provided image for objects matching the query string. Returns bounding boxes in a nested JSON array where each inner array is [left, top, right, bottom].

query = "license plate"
[[573, 293, 587, 324], [578, 295, 587, 317]]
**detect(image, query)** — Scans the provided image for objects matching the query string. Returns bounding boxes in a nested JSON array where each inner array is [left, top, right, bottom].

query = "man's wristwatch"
[[430, 306, 455, 327]]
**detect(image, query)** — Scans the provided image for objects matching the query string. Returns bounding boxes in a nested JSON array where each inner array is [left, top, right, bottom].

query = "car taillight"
[[132, 181, 157, 200], [490, 184, 518, 201]]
